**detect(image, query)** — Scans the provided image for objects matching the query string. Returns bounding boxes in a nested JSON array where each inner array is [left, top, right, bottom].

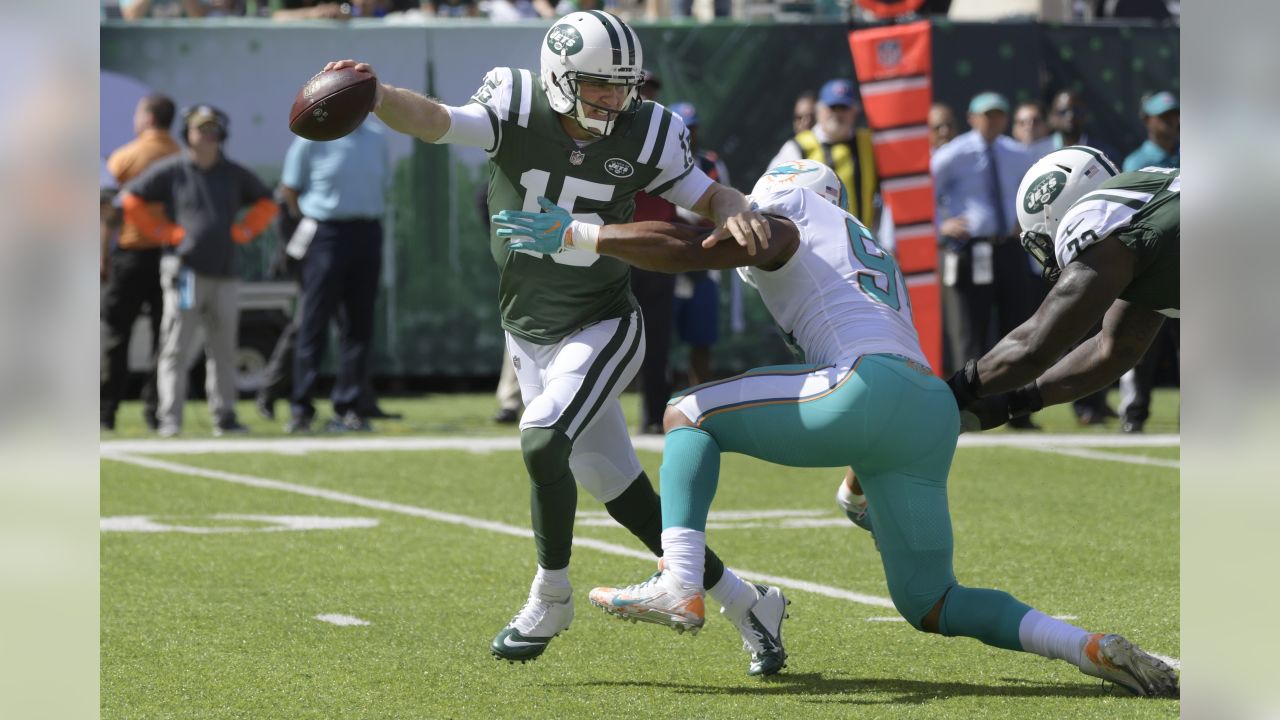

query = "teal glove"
[[493, 197, 574, 254]]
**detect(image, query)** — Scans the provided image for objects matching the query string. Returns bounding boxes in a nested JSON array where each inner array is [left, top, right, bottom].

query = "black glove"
[[946, 358, 983, 409], [957, 383, 1046, 433]]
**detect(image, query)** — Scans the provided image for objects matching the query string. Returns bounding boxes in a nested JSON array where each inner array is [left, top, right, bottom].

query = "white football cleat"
[[490, 592, 574, 663], [724, 583, 790, 676], [1078, 633, 1179, 697]]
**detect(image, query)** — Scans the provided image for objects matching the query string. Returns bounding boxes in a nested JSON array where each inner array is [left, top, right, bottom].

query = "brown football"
[[288, 67, 377, 141]]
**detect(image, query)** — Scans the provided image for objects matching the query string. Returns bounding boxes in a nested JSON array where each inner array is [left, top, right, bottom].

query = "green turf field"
[[101, 390, 1178, 718]]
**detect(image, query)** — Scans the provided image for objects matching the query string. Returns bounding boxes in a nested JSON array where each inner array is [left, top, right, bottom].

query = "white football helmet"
[[1015, 145, 1119, 281], [750, 159, 849, 211], [540, 11, 643, 137]]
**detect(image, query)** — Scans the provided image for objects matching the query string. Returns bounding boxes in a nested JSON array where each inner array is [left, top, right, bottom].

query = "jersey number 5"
[[845, 218, 905, 312], [517, 169, 614, 267]]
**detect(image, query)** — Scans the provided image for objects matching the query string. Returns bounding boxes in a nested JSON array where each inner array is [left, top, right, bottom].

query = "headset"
[[180, 104, 230, 145]]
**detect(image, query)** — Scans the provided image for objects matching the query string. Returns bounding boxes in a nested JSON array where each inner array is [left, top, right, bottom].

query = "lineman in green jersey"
[[321, 11, 788, 673], [945, 146, 1180, 430]]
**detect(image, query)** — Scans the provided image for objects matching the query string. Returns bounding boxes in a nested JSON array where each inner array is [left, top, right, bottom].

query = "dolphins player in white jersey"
[[492, 159, 1178, 696]]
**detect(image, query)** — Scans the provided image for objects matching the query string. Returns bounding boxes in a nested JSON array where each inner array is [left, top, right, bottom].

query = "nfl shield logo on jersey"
[[569, 150, 586, 166]]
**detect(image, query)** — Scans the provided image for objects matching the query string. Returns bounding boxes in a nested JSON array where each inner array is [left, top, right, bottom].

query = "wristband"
[[946, 358, 983, 408], [566, 221, 600, 253], [1007, 382, 1045, 418]]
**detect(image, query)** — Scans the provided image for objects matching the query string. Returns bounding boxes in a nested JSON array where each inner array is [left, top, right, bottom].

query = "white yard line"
[[103, 451, 1179, 668], [1022, 446, 1180, 469], [314, 614, 370, 627], [100, 433, 1180, 456]]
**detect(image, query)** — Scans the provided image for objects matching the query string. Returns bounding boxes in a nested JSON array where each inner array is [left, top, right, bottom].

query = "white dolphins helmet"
[[750, 159, 849, 211], [540, 11, 643, 137], [1015, 145, 1119, 281]]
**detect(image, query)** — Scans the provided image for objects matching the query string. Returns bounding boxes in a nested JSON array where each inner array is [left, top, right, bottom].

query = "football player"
[[321, 11, 784, 672], [494, 159, 1179, 697], [945, 146, 1179, 430]]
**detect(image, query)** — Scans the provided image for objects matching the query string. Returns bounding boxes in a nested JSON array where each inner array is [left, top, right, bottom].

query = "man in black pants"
[[282, 118, 390, 433], [101, 94, 181, 431]]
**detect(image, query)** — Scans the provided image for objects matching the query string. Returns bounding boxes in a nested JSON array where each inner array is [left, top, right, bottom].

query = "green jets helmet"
[[540, 11, 643, 137], [1015, 145, 1119, 281]]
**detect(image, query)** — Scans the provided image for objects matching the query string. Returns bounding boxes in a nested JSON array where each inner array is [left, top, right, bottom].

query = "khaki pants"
[[157, 256, 240, 431]]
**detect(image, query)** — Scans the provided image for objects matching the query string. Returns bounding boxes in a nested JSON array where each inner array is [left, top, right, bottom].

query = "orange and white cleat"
[[1078, 633, 1179, 698], [589, 570, 705, 634]]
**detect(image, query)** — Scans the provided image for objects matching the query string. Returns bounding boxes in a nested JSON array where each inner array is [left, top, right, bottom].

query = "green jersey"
[[470, 67, 703, 343], [1054, 167, 1180, 316]]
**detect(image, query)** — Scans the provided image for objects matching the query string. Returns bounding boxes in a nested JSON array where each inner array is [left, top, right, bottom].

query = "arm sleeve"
[[660, 165, 714, 211], [439, 103, 499, 153], [280, 138, 309, 192], [234, 198, 279, 244], [446, 66, 512, 155]]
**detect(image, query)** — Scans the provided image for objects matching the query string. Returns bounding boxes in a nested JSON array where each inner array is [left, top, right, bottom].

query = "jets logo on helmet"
[[540, 11, 643, 137], [1022, 170, 1067, 214], [1015, 145, 1118, 282], [750, 159, 849, 212], [546, 24, 584, 56]]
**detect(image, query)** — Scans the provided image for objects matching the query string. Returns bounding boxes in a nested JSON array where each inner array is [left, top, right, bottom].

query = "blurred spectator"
[[281, 118, 390, 433], [1117, 90, 1179, 433], [120, 0, 243, 18], [270, 1, 351, 19], [427, 0, 480, 16], [928, 101, 957, 150], [669, 101, 727, 387], [671, 0, 729, 19], [1122, 91, 1179, 171], [1048, 90, 1119, 160], [770, 78, 880, 229], [101, 94, 182, 432], [792, 90, 817, 135], [120, 105, 277, 437], [931, 91, 1042, 429], [1012, 100, 1054, 158], [483, 0, 554, 20], [1092, 0, 1175, 21], [631, 69, 679, 434]]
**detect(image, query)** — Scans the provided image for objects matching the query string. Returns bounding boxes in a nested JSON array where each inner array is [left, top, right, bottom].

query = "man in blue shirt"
[[280, 117, 390, 433], [1123, 91, 1179, 172], [931, 92, 1042, 428]]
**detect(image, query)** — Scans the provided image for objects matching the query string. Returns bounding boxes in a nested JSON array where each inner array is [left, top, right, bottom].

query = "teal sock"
[[937, 584, 1033, 651], [659, 427, 721, 532]]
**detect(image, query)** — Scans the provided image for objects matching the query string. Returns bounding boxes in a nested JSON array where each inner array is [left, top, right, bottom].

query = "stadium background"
[[100, 18, 1178, 380]]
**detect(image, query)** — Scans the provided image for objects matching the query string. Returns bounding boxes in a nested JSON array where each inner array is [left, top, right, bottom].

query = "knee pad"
[[520, 427, 573, 487]]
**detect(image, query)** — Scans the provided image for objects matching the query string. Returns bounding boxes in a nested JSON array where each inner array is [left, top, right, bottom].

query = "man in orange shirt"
[[102, 94, 181, 431]]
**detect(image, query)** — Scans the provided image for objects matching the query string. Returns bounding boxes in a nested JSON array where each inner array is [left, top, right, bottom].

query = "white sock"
[[1018, 609, 1089, 666], [660, 527, 706, 589], [534, 566, 571, 601], [708, 568, 758, 621]]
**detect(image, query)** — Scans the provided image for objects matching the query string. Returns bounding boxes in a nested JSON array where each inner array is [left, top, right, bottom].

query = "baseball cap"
[[968, 91, 1010, 115], [1141, 91, 1179, 116], [819, 79, 856, 108], [186, 105, 224, 130], [669, 101, 698, 129]]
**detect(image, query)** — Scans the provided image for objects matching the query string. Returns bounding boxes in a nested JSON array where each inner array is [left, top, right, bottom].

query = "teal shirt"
[[282, 120, 390, 221], [1122, 139, 1179, 172]]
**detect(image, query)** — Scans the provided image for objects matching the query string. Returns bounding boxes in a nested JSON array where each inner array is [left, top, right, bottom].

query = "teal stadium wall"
[[101, 19, 1178, 379]]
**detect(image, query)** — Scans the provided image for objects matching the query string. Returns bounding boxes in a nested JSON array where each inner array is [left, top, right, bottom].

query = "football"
[[288, 67, 378, 141]]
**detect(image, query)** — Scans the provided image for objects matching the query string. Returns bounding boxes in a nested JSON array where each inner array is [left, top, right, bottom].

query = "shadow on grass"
[[572, 673, 1176, 705]]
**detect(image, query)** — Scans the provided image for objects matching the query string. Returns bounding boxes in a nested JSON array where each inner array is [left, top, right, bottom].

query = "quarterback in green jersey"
[[322, 11, 787, 672], [945, 145, 1180, 430]]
